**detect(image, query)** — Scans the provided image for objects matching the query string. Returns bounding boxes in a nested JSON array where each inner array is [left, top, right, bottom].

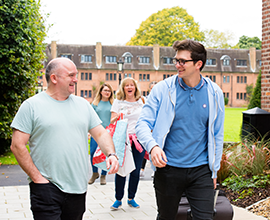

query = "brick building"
[[262, 0, 270, 112], [40, 41, 261, 107]]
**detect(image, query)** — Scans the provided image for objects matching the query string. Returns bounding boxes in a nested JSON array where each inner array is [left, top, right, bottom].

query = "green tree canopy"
[[126, 6, 205, 46], [0, 0, 47, 153], [236, 35, 262, 49], [202, 29, 234, 48]]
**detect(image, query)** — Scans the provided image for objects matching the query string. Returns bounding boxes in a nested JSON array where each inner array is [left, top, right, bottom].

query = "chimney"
[[153, 44, 160, 70], [249, 47, 256, 72], [96, 42, 102, 69], [51, 41, 57, 59]]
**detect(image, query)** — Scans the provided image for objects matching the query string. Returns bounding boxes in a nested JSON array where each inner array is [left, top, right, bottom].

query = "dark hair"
[[172, 39, 207, 71]]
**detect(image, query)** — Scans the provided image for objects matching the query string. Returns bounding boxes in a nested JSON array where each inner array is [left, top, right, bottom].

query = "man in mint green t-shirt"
[[10, 57, 119, 220]]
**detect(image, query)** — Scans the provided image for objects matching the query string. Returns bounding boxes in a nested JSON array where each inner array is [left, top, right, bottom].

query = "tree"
[[248, 72, 261, 109], [126, 7, 205, 46], [0, 0, 47, 154], [245, 84, 254, 103], [236, 35, 262, 50], [202, 29, 234, 48]]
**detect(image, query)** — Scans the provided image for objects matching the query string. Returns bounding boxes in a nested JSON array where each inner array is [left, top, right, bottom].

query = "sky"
[[40, 0, 262, 46]]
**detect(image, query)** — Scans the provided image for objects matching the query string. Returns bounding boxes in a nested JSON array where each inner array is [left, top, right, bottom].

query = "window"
[[89, 73, 92, 80], [147, 74, 150, 81], [81, 55, 92, 63], [209, 75, 216, 82], [88, 90, 92, 98], [81, 72, 84, 80], [143, 74, 146, 81], [61, 54, 72, 59], [80, 90, 84, 97], [236, 93, 247, 100], [163, 57, 173, 64], [206, 59, 216, 66], [236, 59, 247, 66], [223, 59, 230, 66], [259, 60, 262, 66], [237, 76, 247, 84], [138, 56, 150, 64], [223, 92, 229, 98], [142, 91, 146, 96], [105, 56, 117, 63], [139, 74, 142, 81], [85, 72, 88, 80], [122, 52, 133, 63], [223, 76, 230, 83], [124, 56, 132, 63], [106, 73, 117, 81]]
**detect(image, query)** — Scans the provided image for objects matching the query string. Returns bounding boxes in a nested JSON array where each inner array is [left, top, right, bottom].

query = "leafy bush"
[[224, 97, 229, 106], [0, 0, 47, 153], [248, 71, 261, 109], [222, 174, 270, 192], [218, 136, 270, 183]]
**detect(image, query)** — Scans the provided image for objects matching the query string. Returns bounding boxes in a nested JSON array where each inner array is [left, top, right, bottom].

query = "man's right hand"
[[33, 176, 50, 184], [150, 146, 167, 168]]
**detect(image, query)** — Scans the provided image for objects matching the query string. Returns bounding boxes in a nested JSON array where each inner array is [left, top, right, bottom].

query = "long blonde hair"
[[92, 83, 114, 106], [116, 77, 141, 101]]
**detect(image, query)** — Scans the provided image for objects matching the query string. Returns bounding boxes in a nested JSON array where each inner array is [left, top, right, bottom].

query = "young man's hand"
[[150, 146, 167, 168]]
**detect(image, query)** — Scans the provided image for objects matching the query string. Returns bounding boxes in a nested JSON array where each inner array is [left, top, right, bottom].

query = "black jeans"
[[154, 164, 214, 220], [30, 182, 86, 220]]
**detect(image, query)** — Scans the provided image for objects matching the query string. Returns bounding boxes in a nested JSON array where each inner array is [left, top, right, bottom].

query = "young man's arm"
[[89, 124, 119, 174], [10, 129, 49, 183]]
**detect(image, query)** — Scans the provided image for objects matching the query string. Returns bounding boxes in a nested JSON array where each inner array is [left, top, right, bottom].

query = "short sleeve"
[[110, 99, 119, 113], [10, 101, 33, 134]]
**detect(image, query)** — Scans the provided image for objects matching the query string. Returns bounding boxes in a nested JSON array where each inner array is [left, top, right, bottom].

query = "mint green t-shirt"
[[11, 92, 101, 194], [91, 100, 112, 128]]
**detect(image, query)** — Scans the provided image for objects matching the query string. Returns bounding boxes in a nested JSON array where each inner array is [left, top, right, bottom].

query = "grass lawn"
[[224, 107, 246, 142], [0, 108, 245, 165]]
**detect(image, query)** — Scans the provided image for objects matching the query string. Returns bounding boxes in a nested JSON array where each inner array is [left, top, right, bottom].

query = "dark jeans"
[[90, 137, 107, 175], [154, 164, 214, 220], [115, 142, 145, 200], [30, 182, 86, 220], [141, 158, 147, 169]]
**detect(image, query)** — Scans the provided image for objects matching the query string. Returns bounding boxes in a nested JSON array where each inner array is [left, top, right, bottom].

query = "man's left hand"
[[106, 156, 119, 174]]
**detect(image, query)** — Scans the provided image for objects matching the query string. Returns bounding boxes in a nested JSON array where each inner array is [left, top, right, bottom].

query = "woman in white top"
[[110, 77, 145, 210]]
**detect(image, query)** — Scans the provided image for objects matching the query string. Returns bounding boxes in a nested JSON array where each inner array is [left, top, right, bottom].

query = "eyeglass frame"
[[102, 89, 112, 93], [172, 58, 198, 66]]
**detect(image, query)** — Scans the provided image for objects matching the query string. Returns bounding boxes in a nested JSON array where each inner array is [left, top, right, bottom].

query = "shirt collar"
[[177, 75, 205, 91]]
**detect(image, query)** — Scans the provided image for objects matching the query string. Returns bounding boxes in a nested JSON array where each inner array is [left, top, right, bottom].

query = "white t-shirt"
[[11, 92, 101, 194], [111, 99, 144, 134]]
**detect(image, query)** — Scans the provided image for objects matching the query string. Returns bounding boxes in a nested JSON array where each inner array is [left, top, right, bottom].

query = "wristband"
[[108, 153, 119, 160]]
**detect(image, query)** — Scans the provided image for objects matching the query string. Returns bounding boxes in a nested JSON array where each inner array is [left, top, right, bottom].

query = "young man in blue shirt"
[[136, 39, 225, 220]]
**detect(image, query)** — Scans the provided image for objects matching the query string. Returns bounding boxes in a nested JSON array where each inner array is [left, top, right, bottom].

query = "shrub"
[[218, 135, 270, 184], [224, 97, 229, 106], [248, 71, 261, 109], [0, 0, 47, 153]]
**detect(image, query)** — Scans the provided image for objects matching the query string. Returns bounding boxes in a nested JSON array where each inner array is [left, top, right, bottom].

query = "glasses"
[[102, 90, 111, 93], [172, 58, 197, 66]]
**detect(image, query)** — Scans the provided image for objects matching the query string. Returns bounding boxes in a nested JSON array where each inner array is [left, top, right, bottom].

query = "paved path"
[[0, 165, 267, 220]]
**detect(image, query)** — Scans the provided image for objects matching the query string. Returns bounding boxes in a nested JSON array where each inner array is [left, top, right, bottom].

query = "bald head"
[[45, 58, 75, 84]]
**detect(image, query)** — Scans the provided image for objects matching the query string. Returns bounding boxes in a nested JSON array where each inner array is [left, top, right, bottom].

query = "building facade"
[[40, 41, 261, 107]]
